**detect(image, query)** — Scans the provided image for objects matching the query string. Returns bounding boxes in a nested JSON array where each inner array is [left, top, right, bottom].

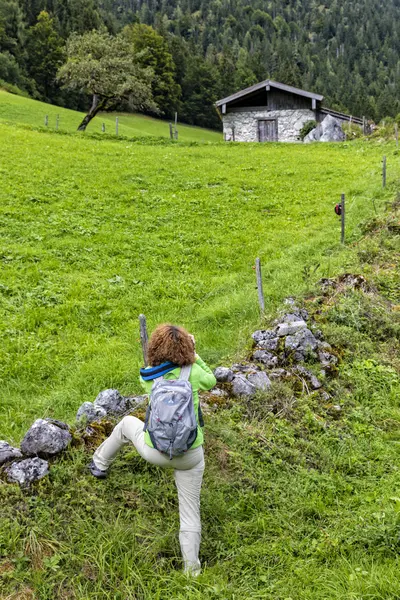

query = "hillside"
[[1, 0, 400, 130], [0, 91, 222, 142], [0, 118, 399, 597], [0, 120, 397, 442], [1, 197, 399, 598]]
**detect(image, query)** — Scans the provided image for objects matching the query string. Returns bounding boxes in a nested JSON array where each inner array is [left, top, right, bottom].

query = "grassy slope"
[[0, 91, 222, 142], [0, 119, 399, 599], [0, 123, 398, 441], [1, 204, 399, 600]]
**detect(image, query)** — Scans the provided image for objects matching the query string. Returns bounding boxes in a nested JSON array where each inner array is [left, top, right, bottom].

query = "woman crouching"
[[89, 324, 216, 575]]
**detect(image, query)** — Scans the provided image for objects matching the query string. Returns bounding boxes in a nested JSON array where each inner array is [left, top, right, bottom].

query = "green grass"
[[1, 219, 399, 599], [0, 90, 222, 142], [0, 116, 400, 599], [0, 122, 398, 441]]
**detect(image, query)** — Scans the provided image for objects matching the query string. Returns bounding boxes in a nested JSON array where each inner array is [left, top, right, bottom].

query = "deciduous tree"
[[57, 30, 156, 131]]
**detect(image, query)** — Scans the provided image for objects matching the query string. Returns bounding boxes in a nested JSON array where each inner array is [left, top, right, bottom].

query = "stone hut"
[[216, 79, 362, 142]]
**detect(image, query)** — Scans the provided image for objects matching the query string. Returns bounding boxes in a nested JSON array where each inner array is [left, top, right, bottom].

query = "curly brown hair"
[[147, 324, 195, 367]]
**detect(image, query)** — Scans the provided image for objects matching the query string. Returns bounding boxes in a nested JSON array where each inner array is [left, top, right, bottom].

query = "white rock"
[[252, 350, 279, 368], [247, 371, 272, 391], [214, 367, 234, 383], [76, 402, 107, 423], [21, 419, 71, 457], [231, 375, 256, 398], [94, 389, 127, 414], [275, 321, 307, 337], [6, 457, 49, 485], [0, 441, 22, 465]]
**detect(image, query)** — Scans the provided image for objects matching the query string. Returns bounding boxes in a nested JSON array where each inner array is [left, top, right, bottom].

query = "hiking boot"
[[88, 459, 107, 479]]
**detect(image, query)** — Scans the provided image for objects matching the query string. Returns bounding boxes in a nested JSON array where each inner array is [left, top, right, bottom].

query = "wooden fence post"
[[102, 123, 105, 133], [255, 258, 265, 315], [341, 193, 346, 245], [115, 117, 119, 136], [139, 314, 149, 367], [44, 115, 48, 127], [56, 115, 59, 130], [382, 156, 386, 188], [169, 123, 173, 139], [395, 123, 398, 147]]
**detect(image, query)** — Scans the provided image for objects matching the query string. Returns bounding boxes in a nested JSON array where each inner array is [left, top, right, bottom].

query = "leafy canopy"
[[57, 30, 156, 112]]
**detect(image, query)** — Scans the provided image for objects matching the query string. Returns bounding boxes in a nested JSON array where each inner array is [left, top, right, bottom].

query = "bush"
[[0, 78, 30, 98], [299, 120, 316, 140], [342, 122, 363, 139]]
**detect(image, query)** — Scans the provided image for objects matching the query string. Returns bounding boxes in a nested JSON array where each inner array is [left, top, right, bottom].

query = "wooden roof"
[[216, 79, 324, 106]]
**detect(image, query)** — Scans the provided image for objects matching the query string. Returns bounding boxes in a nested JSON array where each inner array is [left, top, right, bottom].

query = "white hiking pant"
[[93, 415, 205, 574]]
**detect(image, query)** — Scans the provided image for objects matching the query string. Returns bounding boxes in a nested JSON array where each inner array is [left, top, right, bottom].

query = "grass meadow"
[[0, 93, 400, 599], [0, 90, 222, 142], [1, 120, 397, 442]]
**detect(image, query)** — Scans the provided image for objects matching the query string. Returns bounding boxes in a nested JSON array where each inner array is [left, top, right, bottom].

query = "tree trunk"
[[77, 94, 106, 131]]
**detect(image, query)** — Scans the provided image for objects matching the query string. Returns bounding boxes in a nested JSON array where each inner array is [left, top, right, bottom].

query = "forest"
[[1, 0, 400, 129]]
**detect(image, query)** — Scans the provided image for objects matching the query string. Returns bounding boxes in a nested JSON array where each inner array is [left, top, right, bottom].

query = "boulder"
[[318, 351, 338, 368], [231, 375, 256, 398], [94, 389, 127, 415], [304, 114, 345, 143], [275, 321, 307, 337], [285, 328, 318, 361], [6, 457, 49, 485], [127, 395, 147, 406], [20, 419, 72, 457], [275, 311, 309, 324], [0, 441, 22, 465], [214, 367, 234, 383], [294, 366, 322, 390], [257, 337, 279, 351], [247, 371, 272, 391], [252, 329, 276, 344], [76, 402, 107, 424], [231, 363, 260, 373], [251, 350, 279, 368]]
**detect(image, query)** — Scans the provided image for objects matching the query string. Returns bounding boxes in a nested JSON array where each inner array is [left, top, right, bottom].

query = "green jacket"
[[140, 355, 216, 449]]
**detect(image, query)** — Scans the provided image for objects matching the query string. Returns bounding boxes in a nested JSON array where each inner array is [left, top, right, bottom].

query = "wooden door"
[[258, 119, 278, 142]]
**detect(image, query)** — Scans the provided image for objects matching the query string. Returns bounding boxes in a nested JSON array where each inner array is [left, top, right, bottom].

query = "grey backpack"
[[144, 366, 200, 459]]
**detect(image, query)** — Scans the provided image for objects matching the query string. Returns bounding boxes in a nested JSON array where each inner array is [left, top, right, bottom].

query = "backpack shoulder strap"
[[179, 365, 192, 381]]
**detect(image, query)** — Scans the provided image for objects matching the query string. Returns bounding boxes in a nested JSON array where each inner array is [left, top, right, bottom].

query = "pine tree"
[[26, 11, 64, 101], [123, 23, 181, 117]]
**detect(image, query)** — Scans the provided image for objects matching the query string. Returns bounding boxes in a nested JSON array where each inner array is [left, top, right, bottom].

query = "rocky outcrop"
[[6, 457, 49, 485], [304, 114, 345, 143], [2, 390, 147, 487], [20, 419, 72, 458], [93, 389, 128, 415], [2, 298, 338, 486], [76, 402, 107, 423], [247, 371, 272, 391], [232, 375, 256, 397], [214, 298, 338, 402], [214, 367, 234, 383], [0, 441, 22, 465]]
